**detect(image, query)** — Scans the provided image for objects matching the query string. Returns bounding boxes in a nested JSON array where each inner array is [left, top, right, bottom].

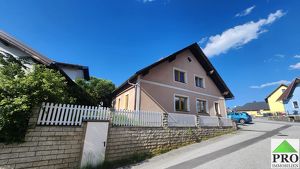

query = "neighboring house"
[[0, 30, 94, 104], [265, 84, 288, 114], [277, 78, 300, 115], [112, 43, 234, 117], [233, 101, 270, 117], [0, 30, 89, 81]]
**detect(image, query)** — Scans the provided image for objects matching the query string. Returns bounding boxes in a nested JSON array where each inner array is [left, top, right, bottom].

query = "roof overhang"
[[113, 43, 234, 99]]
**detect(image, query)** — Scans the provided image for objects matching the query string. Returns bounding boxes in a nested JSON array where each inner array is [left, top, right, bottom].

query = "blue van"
[[227, 112, 252, 124]]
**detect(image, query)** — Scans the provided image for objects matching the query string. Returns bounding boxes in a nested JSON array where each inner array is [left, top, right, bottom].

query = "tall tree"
[[76, 77, 116, 107]]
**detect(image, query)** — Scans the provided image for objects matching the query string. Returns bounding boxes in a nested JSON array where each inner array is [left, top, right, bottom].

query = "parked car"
[[227, 112, 252, 124]]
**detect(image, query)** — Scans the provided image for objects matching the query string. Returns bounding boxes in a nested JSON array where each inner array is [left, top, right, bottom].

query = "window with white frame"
[[174, 69, 186, 83], [175, 95, 189, 112], [293, 101, 299, 109], [196, 99, 207, 114], [214, 102, 220, 115], [195, 76, 204, 88]]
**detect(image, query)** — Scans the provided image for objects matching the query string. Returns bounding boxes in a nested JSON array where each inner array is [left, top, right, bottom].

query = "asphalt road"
[[130, 119, 300, 169]]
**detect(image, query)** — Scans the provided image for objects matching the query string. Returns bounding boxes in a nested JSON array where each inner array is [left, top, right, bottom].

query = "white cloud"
[[141, 0, 156, 3], [264, 54, 285, 62], [203, 10, 285, 57], [294, 55, 300, 58], [290, 62, 300, 70], [235, 5, 256, 17], [198, 37, 208, 44], [275, 54, 285, 58], [250, 80, 290, 89]]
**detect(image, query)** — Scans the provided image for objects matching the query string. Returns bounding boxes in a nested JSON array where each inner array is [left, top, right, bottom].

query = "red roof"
[[277, 78, 300, 101]]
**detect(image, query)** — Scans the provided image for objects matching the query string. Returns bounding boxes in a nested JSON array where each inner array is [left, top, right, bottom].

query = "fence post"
[[218, 116, 222, 128], [196, 114, 200, 128], [162, 113, 168, 128], [109, 108, 114, 127]]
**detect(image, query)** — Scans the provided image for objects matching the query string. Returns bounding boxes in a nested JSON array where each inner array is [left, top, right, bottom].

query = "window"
[[282, 89, 286, 93], [214, 102, 220, 115], [174, 69, 186, 83], [293, 101, 299, 109], [125, 94, 129, 110], [117, 98, 121, 110], [195, 76, 204, 88], [175, 95, 189, 111], [196, 99, 207, 114]]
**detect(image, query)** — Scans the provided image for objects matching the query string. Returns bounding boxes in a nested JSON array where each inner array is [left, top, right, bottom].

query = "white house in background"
[[0, 30, 90, 81]]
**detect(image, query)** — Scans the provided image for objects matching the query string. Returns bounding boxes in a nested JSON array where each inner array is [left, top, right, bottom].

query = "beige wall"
[[106, 126, 235, 161], [140, 88, 165, 112], [113, 86, 136, 110], [139, 49, 227, 116]]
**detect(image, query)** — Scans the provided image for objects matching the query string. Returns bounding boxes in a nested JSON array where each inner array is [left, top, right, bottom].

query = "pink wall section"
[[141, 50, 223, 97], [113, 49, 227, 117], [139, 49, 227, 116]]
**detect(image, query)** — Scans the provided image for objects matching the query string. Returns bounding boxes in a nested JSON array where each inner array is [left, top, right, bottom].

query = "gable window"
[[293, 101, 299, 109], [214, 102, 220, 115], [175, 95, 189, 112], [125, 94, 129, 110], [174, 69, 186, 83], [196, 99, 207, 114], [282, 89, 286, 93], [195, 76, 204, 88]]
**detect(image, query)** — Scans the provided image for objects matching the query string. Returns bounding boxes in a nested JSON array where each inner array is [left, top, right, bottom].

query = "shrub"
[[0, 51, 76, 143]]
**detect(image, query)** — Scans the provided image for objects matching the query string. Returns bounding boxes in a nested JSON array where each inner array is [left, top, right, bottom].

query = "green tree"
[[0, 51, 76, 142], [76, 77, 116, 107]]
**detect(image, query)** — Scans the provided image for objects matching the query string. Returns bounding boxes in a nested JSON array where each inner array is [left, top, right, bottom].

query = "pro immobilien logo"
[[271, 139, 299, 169]]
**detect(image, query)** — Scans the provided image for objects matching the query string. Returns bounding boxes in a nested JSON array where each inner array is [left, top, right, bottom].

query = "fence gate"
[[81, 122, 109, 168]]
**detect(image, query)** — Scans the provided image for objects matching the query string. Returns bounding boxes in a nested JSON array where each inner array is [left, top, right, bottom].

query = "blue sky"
[[0, 0, 299, 108]]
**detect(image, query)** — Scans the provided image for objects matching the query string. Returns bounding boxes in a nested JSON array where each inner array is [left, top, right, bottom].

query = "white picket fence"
[[37, 102, 162, 127], [37, 102, 232, 127], [168, 113, 197, 127], [37, 102, 110, 126], [112, 110, 162, 127]]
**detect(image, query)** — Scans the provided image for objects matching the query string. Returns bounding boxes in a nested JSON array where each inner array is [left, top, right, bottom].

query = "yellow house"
[[265, 84, 288, 114]]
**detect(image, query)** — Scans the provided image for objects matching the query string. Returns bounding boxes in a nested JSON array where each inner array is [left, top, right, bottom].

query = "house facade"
[[233, 101, 270, 117], [278, 78, 300, 115], [112, 43, 234, 117], [0, 30, 89, 81], [265, 84, 288, 114]]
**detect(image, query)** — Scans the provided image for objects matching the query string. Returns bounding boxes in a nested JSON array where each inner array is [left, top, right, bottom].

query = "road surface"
[[130, 119, 300, 169]]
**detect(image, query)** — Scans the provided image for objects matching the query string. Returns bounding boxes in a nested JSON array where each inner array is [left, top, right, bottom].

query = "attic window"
[[187, 57, 192, 62]]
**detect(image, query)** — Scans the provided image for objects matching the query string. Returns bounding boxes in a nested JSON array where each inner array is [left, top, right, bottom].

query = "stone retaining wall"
[[105, 126, 235, 161], [0, 108, 86, 169]]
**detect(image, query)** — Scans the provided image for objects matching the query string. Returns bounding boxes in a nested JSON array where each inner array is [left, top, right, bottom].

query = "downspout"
[[128, 75, 141, 111]]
